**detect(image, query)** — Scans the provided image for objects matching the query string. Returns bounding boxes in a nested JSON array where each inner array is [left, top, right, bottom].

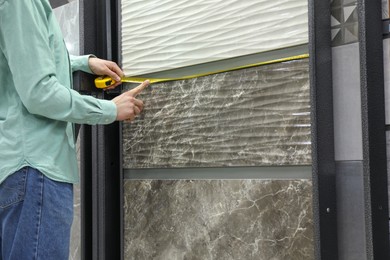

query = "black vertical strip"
[[113, 2, 124, 260], [80, 0, 122, 259], [80, 125, 93, 260], [114, 2, 125, 260], [119, 123, 124, 260], [309, 0, 338, 259], [80, 0, 99, 94], [357, 0, 390, 258], [91, 124, 100, 260], [80, 0, 97, 259], [94, 1, 107, 258], [95, 0, 121, 259]]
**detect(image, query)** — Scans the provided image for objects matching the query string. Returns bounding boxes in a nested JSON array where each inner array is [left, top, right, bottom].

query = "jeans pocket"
[[0, 168, 27, 209]]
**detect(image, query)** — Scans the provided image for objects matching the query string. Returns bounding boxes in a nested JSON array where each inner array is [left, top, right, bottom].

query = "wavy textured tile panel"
[[123, 59, 311, 168], [121, 0, 308, 75]]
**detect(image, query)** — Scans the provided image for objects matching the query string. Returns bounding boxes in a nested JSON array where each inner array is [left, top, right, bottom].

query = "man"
[[0, 0, 149, 259]]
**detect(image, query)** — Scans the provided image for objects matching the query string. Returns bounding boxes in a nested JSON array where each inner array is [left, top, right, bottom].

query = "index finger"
[[128, 80, 150, 97]]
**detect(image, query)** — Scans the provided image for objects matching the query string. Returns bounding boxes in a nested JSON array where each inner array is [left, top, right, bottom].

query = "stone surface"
[[124, 179, 314, 260], [123, 59, 311, 168]]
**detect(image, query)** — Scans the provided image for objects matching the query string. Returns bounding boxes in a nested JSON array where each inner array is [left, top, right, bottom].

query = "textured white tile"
[[121, 0, 308, 76]]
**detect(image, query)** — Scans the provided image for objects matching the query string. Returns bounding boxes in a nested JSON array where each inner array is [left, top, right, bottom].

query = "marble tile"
[[123, 59, 311, 168], [124, 179, 314, 260]]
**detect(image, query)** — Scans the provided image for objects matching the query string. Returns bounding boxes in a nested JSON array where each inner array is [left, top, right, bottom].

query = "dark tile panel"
[[123, 179, 314, 260]]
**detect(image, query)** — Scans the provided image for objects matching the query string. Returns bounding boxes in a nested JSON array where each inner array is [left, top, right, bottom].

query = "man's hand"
[[112, 80, 150, 121], [88, 57, 124, 89]]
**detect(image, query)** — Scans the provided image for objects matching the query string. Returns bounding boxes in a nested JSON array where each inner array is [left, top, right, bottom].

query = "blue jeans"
[[0, 167, 73, 260]]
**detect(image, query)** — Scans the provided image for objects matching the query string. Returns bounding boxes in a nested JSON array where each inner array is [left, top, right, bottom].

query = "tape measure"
[[94, 76, 177, 88], [95, 77, 118, 88], [94, 53, 309, 89]]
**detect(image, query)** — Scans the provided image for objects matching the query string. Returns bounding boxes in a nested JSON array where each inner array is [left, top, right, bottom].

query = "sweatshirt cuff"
[[70, 55, 96, 74], [96, 100, 117, 125]]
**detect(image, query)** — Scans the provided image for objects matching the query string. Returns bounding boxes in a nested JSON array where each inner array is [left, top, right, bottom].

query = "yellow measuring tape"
[[94, 54, 309, 89]]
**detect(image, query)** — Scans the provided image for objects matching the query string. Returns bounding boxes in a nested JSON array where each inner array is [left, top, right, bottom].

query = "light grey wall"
[[332, 42, 363, 161]]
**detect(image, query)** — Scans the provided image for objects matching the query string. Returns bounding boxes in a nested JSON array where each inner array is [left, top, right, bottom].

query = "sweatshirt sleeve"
[[70, 54, 95, 73], [0, 0, 117, 125]]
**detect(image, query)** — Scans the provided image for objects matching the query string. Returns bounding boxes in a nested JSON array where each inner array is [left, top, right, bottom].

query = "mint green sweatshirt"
[[0, 0, 117, 183]]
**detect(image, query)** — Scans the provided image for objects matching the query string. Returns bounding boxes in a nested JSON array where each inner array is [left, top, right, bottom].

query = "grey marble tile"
[[123, 59, 311, 168], [124, 179, 314, 260]]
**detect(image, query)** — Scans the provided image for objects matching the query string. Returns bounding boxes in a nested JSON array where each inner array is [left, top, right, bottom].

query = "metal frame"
[[358, 0, 390, 258], [310, 0, 390, 258], [80, 0, 122, 259], [308, 0, 338, 258]]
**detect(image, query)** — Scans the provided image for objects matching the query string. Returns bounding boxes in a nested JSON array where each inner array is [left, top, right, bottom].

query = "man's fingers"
[[133, 98, 144, 110], [108, 62, 125, 79], [128, 80, 150, 97], [103, 81, 122, 91], [134, 106, 141, 116], [105, 69, 121, 82]]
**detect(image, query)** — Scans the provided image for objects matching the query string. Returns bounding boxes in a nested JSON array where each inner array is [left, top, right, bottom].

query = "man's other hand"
[[112, 80, 150, 121]]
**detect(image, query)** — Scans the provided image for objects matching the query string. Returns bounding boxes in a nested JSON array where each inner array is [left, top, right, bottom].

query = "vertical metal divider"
[[80, 123, 92, 260], [80, 0, 122, 259], [80, 0, 96, 259], [357, 0, 390, 258], [309, 0, 338, 259], [115, 1, 125, 260]]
